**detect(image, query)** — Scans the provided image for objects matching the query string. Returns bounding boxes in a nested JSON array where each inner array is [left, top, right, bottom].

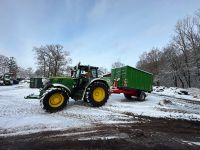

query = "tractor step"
[[24, 93, 41, 99]]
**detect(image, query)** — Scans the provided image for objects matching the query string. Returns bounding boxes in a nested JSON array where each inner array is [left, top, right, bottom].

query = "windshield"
[[91, 69, 97, 78], [76, 69, 80, 78], [4, 75, 10, 79]]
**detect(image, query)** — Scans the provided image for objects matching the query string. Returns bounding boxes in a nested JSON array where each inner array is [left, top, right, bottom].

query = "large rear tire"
[[86, 82, 109, 107], [40, 89, 69, 113]]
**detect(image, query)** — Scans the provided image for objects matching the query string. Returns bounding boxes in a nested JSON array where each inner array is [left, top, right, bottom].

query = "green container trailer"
[[30, 78, 44, 88], [111, 66, 153, 100]]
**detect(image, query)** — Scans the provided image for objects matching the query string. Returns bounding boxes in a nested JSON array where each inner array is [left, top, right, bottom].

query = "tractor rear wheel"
[[86, 82, 109, 107], [40, 89, 69, 113]]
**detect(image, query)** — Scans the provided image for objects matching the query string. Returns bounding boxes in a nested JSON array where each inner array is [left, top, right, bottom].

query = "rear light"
[[124, 79, 127, 87], [113, 79, 117, 88]]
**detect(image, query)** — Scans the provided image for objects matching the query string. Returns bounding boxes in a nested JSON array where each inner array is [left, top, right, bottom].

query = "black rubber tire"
[[86, 82, 109, 107], [138, 91, 146, 101], [124, 94, 133, 100], [41, 89, 69, 113]]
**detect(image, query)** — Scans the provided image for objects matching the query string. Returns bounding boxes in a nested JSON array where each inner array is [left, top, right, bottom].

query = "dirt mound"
[[1, 117, 200, 150]]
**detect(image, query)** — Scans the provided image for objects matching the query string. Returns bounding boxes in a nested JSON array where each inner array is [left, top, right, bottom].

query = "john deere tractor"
[[28, 64, 110, 113]]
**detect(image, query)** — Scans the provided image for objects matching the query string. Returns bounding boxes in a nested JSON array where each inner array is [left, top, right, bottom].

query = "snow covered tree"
[[7, 57, 18, 78], [0, 54, 9, 75], [162, 44, 185, 88]]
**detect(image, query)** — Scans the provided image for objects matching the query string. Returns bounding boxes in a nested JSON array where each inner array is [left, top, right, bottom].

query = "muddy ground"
[[0, 116, 200, 150]]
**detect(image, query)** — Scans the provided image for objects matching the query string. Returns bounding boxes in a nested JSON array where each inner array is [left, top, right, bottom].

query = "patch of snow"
[[182, 140, 200, 146], [78, 133, 129, 140], [0, 83, 200, 136], [153, 86, 200, 101], [51, 130, 98, 137], [104, 94, 200, 121], [187, 88, 200, 99]]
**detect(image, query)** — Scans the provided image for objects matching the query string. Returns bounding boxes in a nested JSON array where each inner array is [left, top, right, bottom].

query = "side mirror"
[[70, 69, 74, 77]]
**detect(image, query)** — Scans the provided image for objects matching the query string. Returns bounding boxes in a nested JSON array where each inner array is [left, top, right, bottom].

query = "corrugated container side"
[[127, 66, 153, 92], [111, 66, 153, 92], [30, 78, 43, 88], [30, 78, 35, 88]]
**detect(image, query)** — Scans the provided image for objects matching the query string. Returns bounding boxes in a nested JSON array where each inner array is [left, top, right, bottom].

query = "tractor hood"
[[49, 76, 73, 80], [49, 76, 74, 83], [45, 76, 75, 91]]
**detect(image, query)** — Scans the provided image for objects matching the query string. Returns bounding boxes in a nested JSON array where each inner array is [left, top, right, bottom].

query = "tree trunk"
[[178, 75, 185, 88], [173, 73, 178, 87]]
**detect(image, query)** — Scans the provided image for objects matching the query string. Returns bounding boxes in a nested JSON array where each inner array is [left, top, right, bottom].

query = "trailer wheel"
[[86, 82, 109, 107], [41, 89, 69, 113], [124, 94, 133, 100], [138, 91, 146, 101]]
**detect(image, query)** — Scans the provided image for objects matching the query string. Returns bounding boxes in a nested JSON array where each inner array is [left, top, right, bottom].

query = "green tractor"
[[29, 64, 110, 113]]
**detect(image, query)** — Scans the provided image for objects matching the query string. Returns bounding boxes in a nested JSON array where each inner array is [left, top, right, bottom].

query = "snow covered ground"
[[153, 86, 200, 101], [0, 83, 200, 136]]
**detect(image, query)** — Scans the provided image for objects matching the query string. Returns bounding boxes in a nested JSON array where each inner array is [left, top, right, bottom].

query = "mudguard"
[[50, 83, 72, 95]]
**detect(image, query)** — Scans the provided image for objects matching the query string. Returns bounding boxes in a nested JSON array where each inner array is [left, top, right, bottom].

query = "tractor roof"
[[78, 65, 98, 70]]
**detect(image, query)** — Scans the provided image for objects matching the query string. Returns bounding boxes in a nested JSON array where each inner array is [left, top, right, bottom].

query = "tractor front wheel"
[[40, 89, 69, 113], [86, 82, 109, 107]]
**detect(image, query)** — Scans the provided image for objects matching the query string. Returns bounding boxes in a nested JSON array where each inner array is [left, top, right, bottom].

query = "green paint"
[[111, 66, 153, 92], [49, 76, 75, 91]]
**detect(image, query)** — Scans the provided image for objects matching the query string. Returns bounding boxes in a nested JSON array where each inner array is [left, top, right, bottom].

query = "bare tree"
[[162, 44, 185, 88], [0, 55, 19, 79], [18, 67, 34, 78], [173, 17, 197, 87], [136, 48, 164, 85], [33, 46, 49, 77], [7, 57, 18, 78], [193, 11, 200, 80], [0, 54, 9, 75], [99, 67, 109, 74], [112, 60, 125, 69], [47, 44, 71, 76], [137, 48, 163, 76], [135, 9, 200, 88], [33, 44, 71, 77]]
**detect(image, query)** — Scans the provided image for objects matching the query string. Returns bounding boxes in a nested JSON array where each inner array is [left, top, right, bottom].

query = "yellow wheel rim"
[[93, 87, 105, 102], [49, 93, 64, 108]]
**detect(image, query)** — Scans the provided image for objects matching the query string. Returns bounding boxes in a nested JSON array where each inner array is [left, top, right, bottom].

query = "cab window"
[[91, 69, 97, 78]]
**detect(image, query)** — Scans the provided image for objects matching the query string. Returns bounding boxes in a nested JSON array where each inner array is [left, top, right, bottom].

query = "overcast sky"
[[0, 0, 200, 70]]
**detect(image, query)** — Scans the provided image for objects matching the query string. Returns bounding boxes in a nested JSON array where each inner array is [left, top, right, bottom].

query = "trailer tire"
[[86, 82, 109, 107], [41, 89, 69, 113], [124, 94, 133, 100], [138, 91, 146, 101]]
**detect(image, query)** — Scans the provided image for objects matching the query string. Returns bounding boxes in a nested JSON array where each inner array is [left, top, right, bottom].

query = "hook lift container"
[[111, 66, 153, 101]]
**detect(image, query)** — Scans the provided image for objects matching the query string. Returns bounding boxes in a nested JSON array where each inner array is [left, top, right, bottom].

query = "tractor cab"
[[73, 65, 98, 83], [71, 65, 98, 79], [71, 65, 99, 99]]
